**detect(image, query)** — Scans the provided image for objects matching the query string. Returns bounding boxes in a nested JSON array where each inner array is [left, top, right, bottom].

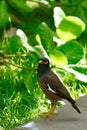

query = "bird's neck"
[[37, 65, 50, 77]]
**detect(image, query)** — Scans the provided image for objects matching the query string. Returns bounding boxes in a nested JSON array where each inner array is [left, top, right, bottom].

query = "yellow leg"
[[43, 104, 57, 116]]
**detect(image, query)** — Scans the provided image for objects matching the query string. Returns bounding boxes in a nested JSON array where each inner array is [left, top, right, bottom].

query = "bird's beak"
[[39, 60, 48, 64]]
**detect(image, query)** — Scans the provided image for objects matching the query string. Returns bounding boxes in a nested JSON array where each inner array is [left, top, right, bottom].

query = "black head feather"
[[37, 57, 50, 77]]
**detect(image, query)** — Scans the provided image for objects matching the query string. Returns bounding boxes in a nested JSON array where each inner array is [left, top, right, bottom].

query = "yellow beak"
[[39, 60, 48, 64]]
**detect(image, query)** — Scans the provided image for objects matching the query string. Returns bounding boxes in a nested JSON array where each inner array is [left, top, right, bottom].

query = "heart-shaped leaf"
[[59, 41, 84, 64], [50, 49, 68, 67], [53, 7, 66, 27], [56, 16, 86, 41], [37, 22, 55, 53]]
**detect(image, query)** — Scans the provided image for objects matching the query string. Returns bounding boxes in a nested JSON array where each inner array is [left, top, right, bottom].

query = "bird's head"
[[37, 57, 50, 77], [39, 57, 49, 65]]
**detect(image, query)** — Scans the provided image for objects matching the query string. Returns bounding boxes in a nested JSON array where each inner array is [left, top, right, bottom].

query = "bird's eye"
[[44, 60, 48, 64]]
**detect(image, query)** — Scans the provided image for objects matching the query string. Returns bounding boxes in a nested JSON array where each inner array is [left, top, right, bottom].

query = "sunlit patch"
[[22, 121, 39, 130], [50, 50, 68, 67], [64, 66, 87, 83]]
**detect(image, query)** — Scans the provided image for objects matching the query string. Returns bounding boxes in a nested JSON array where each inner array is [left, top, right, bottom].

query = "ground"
[[13, 95, 87, 130]]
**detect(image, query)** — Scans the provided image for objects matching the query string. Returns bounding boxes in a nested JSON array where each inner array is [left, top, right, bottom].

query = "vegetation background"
[[0, 0, 87, 129]]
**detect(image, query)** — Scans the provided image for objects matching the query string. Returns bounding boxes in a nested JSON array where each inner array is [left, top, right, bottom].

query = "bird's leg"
[[43, 103, 57, 116]]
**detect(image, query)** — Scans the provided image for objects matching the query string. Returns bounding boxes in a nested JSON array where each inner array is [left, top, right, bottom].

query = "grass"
[[0, 66, 49, 130], [0, 65, 87, 130]]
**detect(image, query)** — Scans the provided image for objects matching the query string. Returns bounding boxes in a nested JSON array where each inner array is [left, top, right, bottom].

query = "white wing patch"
[[46, 84, 56, 94]]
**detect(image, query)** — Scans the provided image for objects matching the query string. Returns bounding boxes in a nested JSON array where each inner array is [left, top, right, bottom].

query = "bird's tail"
[[72, 103, 81, 114], [69, 98, 81, 114]]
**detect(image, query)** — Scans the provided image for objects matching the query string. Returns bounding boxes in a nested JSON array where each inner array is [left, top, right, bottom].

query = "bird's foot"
[[41, 104, 57, 117], [42, 111, 58, 117], [42, 111, 54, 117]]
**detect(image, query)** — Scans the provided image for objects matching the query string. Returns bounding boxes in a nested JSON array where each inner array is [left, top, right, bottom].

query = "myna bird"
[[37, 57, 81, 116]]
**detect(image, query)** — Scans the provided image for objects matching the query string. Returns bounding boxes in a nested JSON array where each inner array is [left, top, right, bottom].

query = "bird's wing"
[[38, 70, 81, 114], [40, 71, 72, 100]]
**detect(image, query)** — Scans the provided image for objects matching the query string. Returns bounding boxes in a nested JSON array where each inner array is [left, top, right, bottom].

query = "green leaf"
[[70, 65, 87, 75], [50, 49, 68, 67], [53, 7, 66, 27], [0, 126, 4, 130], [75, 6, 87, 23], [9, 35, 22, 54], [56, 16, 86, 41], [82, 0, 87, 9], [59, 41, 84, 64], [22, 69, 36, 93], [0, 1, 9, 27], [34, 45, 49, 58], [17, 29, 34, 52], [9, 0, 32, 13], [37, 22, 55, 53], [65, 65, 87, 82]]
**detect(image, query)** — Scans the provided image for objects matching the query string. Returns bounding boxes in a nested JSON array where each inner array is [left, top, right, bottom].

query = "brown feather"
[[37, 57, 81, 113]]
